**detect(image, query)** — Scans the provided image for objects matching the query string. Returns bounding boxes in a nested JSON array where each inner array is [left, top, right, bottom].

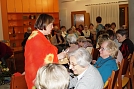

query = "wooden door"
[[53, 0, 59, 12], [75, 14, 84, 28], [84, 13, 90, 26], [42, 0, 48, 12], [7, 0, 15, 12], [119, 4, 128, 28], [36, 0, 42, 12], [48, 0, 53, 12], [14, 0, 22, 12], [22, 0, 30, 12], [71, 11, 86, 28], [29, 0, 36, 12]]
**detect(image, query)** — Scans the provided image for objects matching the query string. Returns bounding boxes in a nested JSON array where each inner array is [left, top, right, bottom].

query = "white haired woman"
[[68, 48, 104, 89], [34, 63, 69, 89]]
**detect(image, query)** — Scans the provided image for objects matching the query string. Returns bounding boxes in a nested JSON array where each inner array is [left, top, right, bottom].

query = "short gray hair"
[[68, 48, 92, 67], [34, 63, 69, 89], [67, 34, 77, 44]]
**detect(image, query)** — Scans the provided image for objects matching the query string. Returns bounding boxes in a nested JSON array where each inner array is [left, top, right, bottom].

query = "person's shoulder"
[[106, 58, 116, 64]]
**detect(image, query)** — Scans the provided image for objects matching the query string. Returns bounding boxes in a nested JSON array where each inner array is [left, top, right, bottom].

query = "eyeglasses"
[[99, 47, 107, 51], [69, 63, 78, 69]]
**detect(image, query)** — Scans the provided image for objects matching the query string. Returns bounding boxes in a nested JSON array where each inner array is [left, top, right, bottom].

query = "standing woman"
[[116, 29, 134, 59], [25, 14, 66, 89]]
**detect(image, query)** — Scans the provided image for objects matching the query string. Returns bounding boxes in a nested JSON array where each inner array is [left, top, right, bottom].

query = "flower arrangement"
[[0, 61, 11, 85]]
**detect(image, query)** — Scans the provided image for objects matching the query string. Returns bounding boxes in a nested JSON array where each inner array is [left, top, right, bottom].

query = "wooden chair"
[[103, 70, 120, 89], [117, 54, 133, 89], [10, 74, 28, 89], [127, 52, 134, 89], [91, 48, 100, 61], [104, 62, 120, 89]]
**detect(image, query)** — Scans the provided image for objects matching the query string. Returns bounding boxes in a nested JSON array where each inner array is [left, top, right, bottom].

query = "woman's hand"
[[57, 49, 69, 60], [57, 52, 66, 60], [92, 60, 96, 64]]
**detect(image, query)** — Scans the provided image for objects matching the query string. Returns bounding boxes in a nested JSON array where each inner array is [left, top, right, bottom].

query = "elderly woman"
[[95, 34, 123, 64], [72, 26, 81, 37], [81, 25, 91, 39], [51, 30, 66, 53], [116, 29, 134, 59], [77, 36, 93, 54], [94, 40, 118, 83], [68, 48, 104, 89], [34, 63, 69, 89], [66, 34, 79, 53]]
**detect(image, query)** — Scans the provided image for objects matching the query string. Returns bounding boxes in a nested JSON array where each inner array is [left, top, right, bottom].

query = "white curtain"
[[90, 3, 119, 29]]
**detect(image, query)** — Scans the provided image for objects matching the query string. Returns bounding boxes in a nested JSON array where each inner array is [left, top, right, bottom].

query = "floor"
[[0, 83, 10, 89]]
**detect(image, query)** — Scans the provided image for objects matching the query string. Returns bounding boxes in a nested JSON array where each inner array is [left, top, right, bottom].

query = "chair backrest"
[[91, 48, 100, 60], [128, 52, 134, 88], [103, 62, 120, 89], [122, 54, 132, 75], [117, 54, 132, 88], [10, 75, 28, 89]]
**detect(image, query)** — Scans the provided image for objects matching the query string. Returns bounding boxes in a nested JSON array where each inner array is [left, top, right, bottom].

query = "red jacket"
[[25, 30, 58, 89]]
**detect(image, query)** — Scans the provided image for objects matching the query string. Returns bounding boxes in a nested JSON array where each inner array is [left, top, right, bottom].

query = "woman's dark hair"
[[96, 16, 102, 23], [97, 30, 106, 39], [78, 24, 84, 30], [67, 28, 73, 33], [89, 23, 94, 27], [116, 29, 128, 38], [105, 24, 111, 28], [34, 14, 54, 30], [111, 22, 116, 27], [60, 26, 66, 30], [106, 30, 115, 37], [55, 30, 65, 43]]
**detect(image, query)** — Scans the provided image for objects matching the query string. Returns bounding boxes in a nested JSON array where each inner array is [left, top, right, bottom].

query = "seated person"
[[0, 42, 13, 66], [106, 29, 121, 48], [94, 40, 118, 83], [77, 36, 93, 54], [72, 26, 81, 37], [34, 63, 69, 89], [94, 34, 123, 64], [116, 29, 134, 59], [60, 26, 67, 38], [66, 34, 79, 53], [51, 30, 66, 53], [68, 48, 104, 89], [104, 23, 111, 30], [81, 25, 91, 39]]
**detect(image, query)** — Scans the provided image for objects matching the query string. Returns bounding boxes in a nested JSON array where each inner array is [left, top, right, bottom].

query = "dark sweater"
[[119, 39, 134, 59], [0, 42, 13, 59]]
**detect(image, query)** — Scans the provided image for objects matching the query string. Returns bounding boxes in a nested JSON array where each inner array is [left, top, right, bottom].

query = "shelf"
[[9, 33, 24, 35], [7, 12, 59, 49], [8, 25, 24, 27], [8, 19, 23, 21]]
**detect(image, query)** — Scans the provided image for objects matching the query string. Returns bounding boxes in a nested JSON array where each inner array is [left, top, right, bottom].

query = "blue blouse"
[[94, 56, 118, 83]]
